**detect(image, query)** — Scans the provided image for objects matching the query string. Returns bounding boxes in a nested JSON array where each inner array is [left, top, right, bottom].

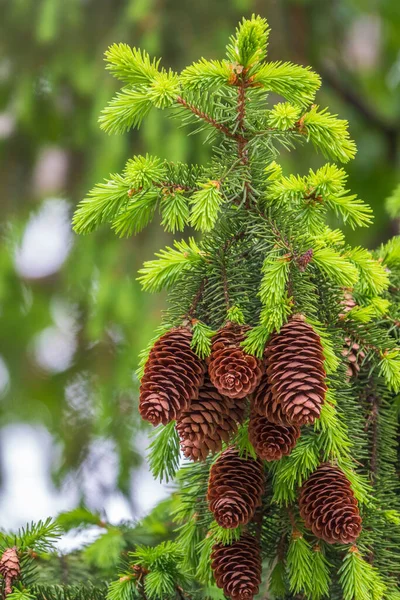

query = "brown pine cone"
[[299, 463, 362, 544], [211, 533, 262, 600], [342, 338, 366, 379], [252, 375, 292, 425], [0, 547, 20, 595], [207, 446, 264, 528], [208, 323, 264, 399], [248, 412, 300, 461], [177, 376, 246, 461], [266, 315, 326, 425], [340, 289, 357, 316], [139, 327, 205, 426]]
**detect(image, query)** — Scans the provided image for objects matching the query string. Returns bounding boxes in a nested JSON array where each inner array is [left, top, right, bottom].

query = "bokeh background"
[[0, 0, 399, 528]]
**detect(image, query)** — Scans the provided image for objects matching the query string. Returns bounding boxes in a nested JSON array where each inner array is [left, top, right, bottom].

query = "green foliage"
[[226, 14, 270, 67], [287, 536, 331, 600], [286, 535, 314, 595], [339, 549, 386, 600], [191, 321, 215, 359], [104, 44, 160, 85], [269, 561, 287, 598], [83, 529, 126, 570], [226, 305, 246, 325], [148, 421, 181, 483], [180, 59, 232, 91], [300, 105, 357, 163], [68, 13, 400, 600], [305, 318, 340, 374], [161, 190, 190, 233], [267, 102, 301, 130], [272, 436, 320, 504], [259, 252, 290, 310], [190, 181, 224, 232], [2, 518, 62, 552], [99, 88, 155, 134], [311, 548, 331, 600], [131, 542, 191, 600], [385, 183, 400, 219], [72, 173, 131, 234], [253, 62, 321, 107], [347, 247, 389, 296], [379, 350, 400, 393], [56, 507, 104, 531], [107, 577, 140, 600], [138, 238, 205, 293], [377, 236, 400, 268], [312, 246, 359, 287], [232, 420, 257, 459]]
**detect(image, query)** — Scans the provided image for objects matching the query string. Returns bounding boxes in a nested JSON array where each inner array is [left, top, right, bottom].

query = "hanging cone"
[[340, 289, 357, 316], [176, 376, 246, 462], [248, 412, 300, 461], [208, 322, 264, 399], [139, 327, 205, 426], [252, 374, 292, 425], [342, 338, 366, 379], [339, 290, 366, 379], [211, 533, 262, 600], [299, 463, 362, 544], [207, 446, 264, 528], [0, 547, 20, 595], [266, 315, 326, 425]]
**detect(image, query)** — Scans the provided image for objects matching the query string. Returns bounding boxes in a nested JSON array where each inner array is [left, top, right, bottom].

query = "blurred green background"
[[0, 0, 399, 525]]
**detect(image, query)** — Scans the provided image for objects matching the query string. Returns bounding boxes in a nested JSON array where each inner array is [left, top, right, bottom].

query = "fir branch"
[[176, 96, 242, 141], [137, 239, 205, 293], [104, 44, 160, 85], [148, 421, 181, 483], [252, 61, 321, 107]]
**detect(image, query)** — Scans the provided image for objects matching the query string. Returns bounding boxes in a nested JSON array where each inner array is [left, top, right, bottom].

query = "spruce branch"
[[175, 96, 243, 142]]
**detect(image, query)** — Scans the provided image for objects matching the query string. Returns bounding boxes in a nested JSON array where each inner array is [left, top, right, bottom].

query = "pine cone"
[[248, 412, 300, 461], [266, 315, 326, 425], [211, 533, 262, 600], [0, 547, 20, 595], [177, 376, 246, 462], [299, 463, 362, 544], [139, 327, 205, 426], [339, 291, 366, 379], [208, 323, 264, 399], [342, 338, 366, 379], [252, 375, 292, 425], [207, 446, 264, 528]]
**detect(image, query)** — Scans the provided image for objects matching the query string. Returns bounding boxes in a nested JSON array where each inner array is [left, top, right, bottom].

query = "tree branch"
[[176, 96, 245, 143]]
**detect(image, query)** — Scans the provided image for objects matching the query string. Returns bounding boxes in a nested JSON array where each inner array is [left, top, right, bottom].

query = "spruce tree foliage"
[[69, 14, 400, 600]]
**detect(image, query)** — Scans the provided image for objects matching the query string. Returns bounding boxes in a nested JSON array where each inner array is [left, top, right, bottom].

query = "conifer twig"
[[176, 96, 245, 143]]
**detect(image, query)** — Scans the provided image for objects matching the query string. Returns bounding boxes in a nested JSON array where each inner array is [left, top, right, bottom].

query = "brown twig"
[[187, 277, 208, 319], [176, 96, 245, 143]]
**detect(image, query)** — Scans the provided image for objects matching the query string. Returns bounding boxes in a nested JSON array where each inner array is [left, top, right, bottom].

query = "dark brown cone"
[[248, 412, 300, 461], [208, 323, 264, 399], [207, 446, 264, 529], [266, 315, 326, 425], [211, 533, 262, 600], [0, 547, 20, 595], [252, 375, 292, 425], [176, 376, 246, 462], [139, 327, 206, 426], [299, 463, 362, 544]]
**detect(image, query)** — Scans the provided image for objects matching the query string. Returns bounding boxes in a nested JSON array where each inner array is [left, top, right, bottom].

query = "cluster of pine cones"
[[140, 315, 326, 461], [139, 314, 362, 600]]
